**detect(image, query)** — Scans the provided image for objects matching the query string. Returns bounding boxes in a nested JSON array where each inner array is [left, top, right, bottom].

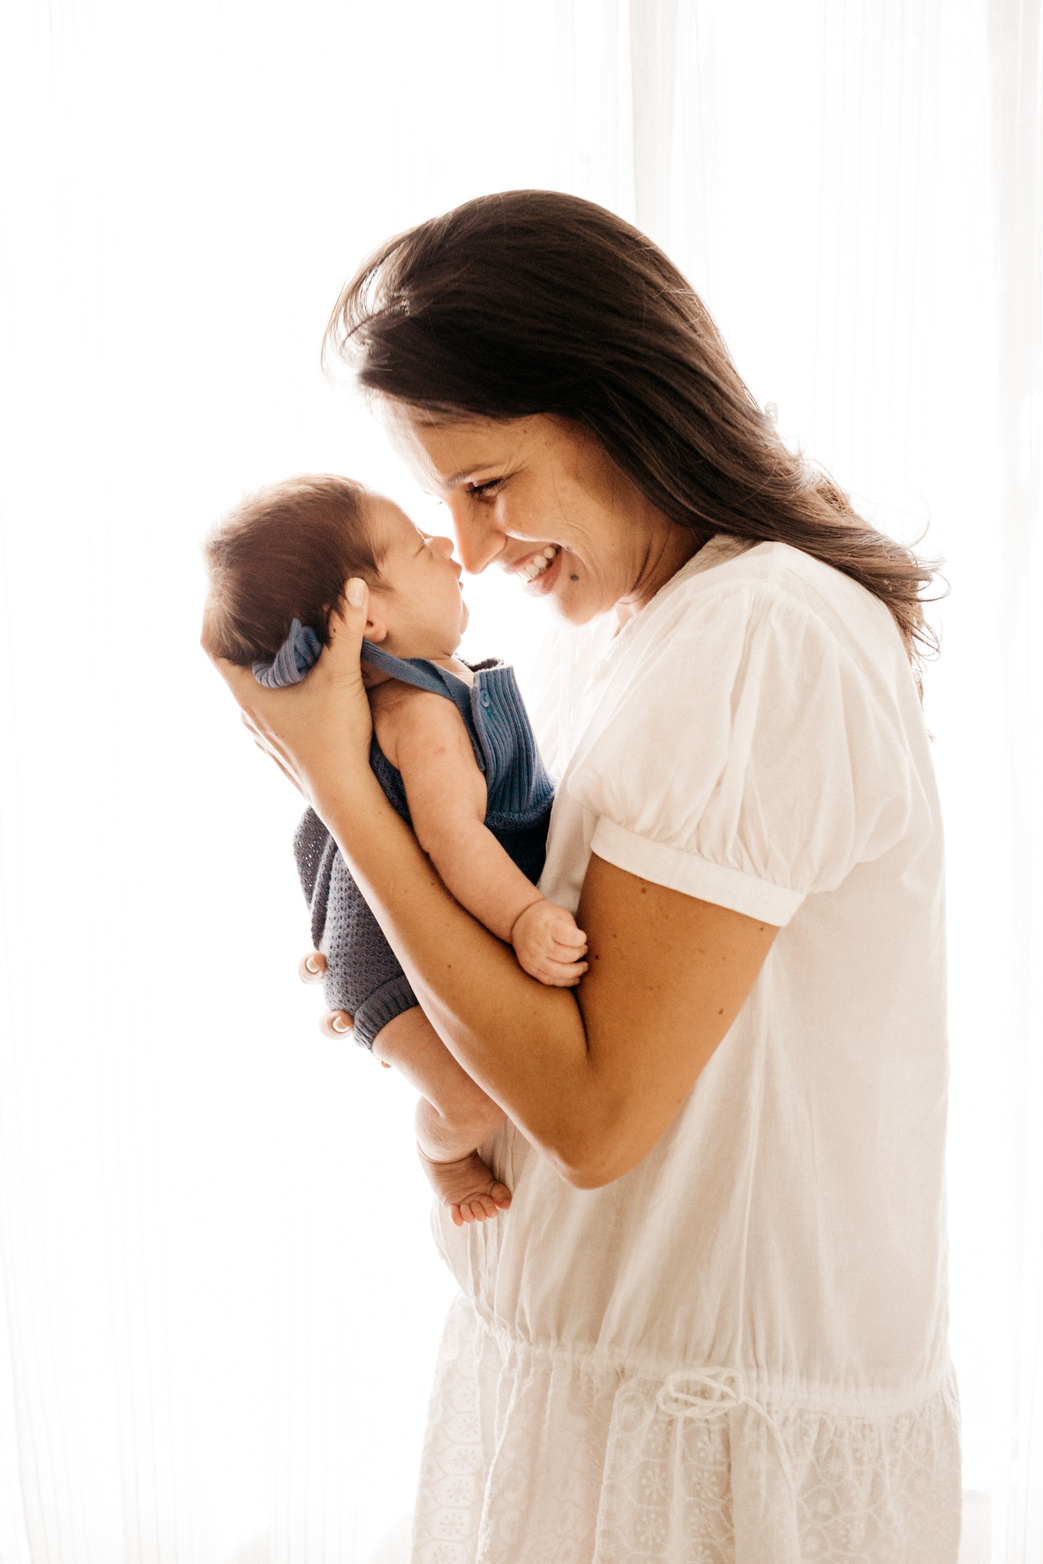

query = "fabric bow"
[[656, 1365, 797, 1508], [252, 619, 323, 688]]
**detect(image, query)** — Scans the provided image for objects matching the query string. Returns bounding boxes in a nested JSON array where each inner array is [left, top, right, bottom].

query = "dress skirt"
[[411, 1294, 961, 1564]]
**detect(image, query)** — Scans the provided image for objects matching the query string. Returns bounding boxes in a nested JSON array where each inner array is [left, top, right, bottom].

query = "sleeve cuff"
[[589, 817, 804, 927]]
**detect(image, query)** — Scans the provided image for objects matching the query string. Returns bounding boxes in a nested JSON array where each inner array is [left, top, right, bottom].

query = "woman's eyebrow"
[[443, 465, 497, 489]]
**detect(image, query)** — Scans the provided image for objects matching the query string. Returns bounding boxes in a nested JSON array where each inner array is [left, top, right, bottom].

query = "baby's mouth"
[[517, 545, 559, 583]]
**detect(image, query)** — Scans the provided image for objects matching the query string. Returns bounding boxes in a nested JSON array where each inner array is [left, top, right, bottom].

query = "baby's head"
[[202, 474, 468, 670]]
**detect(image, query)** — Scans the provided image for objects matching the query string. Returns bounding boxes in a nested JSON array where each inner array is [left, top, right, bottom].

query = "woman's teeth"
[[520, 546, 559, 582]]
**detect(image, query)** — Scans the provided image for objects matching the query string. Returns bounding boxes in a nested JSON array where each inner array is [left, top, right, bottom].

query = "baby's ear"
[[334, 582, 387, 644]]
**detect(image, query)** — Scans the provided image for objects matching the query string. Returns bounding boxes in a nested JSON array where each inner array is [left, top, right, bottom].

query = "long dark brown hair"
[[324, 190, 938, 667]]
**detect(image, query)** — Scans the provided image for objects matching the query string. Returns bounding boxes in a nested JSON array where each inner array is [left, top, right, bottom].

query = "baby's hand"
[[511, 899, 589, 987]]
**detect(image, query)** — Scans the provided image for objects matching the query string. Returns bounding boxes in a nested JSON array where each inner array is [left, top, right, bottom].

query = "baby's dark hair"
[[202, 474, 384, 665]]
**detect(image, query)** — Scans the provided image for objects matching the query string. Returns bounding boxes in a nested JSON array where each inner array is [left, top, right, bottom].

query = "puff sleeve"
[[566, 584, 917, 926]]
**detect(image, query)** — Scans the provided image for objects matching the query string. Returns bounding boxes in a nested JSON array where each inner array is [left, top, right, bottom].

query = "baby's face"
[[363, 495, 469, 658]]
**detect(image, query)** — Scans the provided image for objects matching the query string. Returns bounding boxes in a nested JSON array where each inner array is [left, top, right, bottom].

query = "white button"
[[592, 659, 610, 679]]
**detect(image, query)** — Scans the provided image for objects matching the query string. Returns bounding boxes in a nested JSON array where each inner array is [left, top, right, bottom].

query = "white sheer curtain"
[[0, 1, 1039, 1560]]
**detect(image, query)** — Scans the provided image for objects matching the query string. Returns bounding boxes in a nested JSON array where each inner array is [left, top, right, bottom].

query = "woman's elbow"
[[525, 1076, 662, 1189], [543, 1124, 641, 1190], [560, 1161, 620, 1191]]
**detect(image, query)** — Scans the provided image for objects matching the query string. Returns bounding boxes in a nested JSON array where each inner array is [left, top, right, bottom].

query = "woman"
[[216, 192, 960, 1561]]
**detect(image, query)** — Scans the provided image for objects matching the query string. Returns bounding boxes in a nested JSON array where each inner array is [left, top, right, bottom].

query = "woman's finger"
[[320, 1009, 354, 1039], [210, 652, 270, 712], [324, 578, 369, 662], [255, 739, 304, 793], [310, 578, 372, 694], [299, 952, 327, 984], [203, 579, 375, 815]]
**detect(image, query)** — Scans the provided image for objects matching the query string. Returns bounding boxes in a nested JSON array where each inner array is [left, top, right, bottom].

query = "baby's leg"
[[372, 1008, 511, 1226]]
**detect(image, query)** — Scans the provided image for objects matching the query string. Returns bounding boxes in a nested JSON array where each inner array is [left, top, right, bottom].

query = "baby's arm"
[[373, 686, 588, 986]]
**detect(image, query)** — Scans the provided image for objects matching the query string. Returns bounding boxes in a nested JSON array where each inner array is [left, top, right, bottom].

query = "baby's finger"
[[553, 933, 589, 955], [551, 924, 588, 947], [541, 960, 590, 987], [299, 951, 327, 984]]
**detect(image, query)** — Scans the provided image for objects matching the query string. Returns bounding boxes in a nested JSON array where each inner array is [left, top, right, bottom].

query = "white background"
[[0, 1, 1038, 1559]]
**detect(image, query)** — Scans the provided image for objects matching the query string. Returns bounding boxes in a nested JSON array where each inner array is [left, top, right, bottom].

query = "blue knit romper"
[[292, 641, 555, 1050]]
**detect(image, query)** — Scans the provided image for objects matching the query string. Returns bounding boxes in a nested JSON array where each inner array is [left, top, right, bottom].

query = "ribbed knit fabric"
[[251, 618, 322, 687], [280, 637, 555, 1050]]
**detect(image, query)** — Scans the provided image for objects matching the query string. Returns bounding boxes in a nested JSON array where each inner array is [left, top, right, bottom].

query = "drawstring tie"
[[657, 1366, 798, 1510]]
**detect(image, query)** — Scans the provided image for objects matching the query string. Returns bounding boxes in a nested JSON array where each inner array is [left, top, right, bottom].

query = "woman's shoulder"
[[646, 536, 909, 683], [661, 535, 889, 621]]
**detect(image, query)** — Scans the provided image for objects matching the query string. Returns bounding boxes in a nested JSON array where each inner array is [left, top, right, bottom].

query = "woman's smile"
[[387, 409, 700, 626], [511, 544, 562, 590]]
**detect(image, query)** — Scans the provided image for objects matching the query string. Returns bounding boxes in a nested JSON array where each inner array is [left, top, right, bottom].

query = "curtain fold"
[[988, 3, 1043, 1555]]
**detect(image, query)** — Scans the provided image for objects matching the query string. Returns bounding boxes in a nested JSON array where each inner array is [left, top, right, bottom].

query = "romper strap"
[[360, 640, 486, 770]]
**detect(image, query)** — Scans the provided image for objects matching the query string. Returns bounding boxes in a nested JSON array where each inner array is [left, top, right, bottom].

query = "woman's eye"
[[466, 478, 502, 498]]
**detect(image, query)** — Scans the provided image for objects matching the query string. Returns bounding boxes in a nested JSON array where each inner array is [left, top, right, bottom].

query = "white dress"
[[411, 538, 961, 1564]]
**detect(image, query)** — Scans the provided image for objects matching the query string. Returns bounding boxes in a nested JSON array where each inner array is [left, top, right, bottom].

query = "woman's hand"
[[298, 950, 381, 1054], [207, 579, 374, 811]]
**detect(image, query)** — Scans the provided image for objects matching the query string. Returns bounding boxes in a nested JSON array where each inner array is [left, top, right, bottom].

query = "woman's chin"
[[545, 587, 602, 627], [516, 547, 605, 624]]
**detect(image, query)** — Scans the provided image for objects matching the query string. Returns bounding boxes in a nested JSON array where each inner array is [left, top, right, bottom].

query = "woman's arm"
[[323, 778, 775, 1187], [214, 586, 777, 1188]]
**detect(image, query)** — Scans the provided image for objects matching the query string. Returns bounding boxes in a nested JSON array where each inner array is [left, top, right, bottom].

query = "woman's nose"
[[447, 499, 505, 574]]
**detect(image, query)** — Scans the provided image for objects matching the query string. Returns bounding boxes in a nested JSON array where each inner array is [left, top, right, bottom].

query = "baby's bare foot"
[[418, 1147, 512, 1227]]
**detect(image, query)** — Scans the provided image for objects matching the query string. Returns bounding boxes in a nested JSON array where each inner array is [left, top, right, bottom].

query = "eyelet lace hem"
[[411, 1297, 962, 1564]]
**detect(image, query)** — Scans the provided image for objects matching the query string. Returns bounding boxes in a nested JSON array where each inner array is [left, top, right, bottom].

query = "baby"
[[202, 474, 588, 1223]]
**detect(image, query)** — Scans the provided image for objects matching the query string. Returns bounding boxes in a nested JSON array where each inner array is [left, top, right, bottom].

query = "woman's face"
[[388, 411, 700, 626]]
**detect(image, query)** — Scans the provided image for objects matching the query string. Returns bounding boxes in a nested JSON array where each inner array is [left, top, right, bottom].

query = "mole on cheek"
[[570, 573, 579, 582]]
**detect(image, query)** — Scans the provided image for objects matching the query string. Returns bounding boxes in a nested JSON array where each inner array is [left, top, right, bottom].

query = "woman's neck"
[[615, 521, 709, 629]]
